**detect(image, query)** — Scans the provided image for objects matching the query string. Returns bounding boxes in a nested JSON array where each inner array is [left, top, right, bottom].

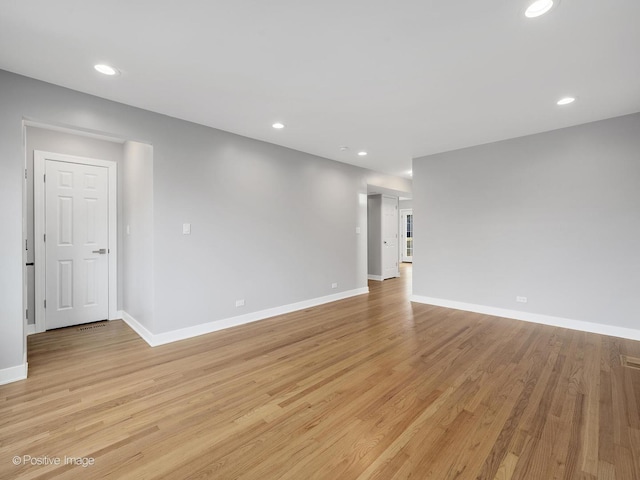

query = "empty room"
[[1, 1, 639, 479]]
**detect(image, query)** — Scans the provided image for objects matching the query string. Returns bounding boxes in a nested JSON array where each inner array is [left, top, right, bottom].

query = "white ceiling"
[[1, 0, 639, 178]]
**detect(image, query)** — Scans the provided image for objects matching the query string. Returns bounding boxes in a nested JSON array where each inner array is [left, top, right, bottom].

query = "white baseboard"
[[122, 287, 369, 347], [26, 324, 37, 336], [368, 274, 400, 281], [0, 363, 28, 386], [120, 311, 155, 346], [410, 295, 640, 342]]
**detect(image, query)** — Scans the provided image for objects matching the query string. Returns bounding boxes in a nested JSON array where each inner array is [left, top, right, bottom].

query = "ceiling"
[[1, 1, 639, 178]]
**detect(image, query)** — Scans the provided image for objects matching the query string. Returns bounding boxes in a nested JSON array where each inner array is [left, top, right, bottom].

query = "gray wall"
[[367, 195, 382, 277], [122, 141, 155, 332], [0, 69, 408, 373], [24, 127, 126, 324], [413, 112, 640, 331]]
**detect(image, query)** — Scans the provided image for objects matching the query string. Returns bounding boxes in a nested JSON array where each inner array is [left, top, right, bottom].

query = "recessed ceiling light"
[[557, 96, 576, 105], [358, 151, 368, 156], [94, 64, 119, 76], [525, 0, 555, 18], [272, 122, 285, 129]]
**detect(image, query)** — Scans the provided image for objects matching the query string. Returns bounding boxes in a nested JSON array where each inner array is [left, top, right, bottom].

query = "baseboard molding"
[[368, 274, 400, 281], [26, 324, 37, 336], [0, 363, 28, 386], [410, 295, 640, 342], [123, 287, 369, 347], [120, 311, 155, 347]]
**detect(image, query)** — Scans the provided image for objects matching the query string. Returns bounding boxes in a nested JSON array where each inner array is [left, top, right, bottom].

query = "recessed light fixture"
[[525, 0, 555, 18], [557, 96, 576, 106], [272, 122, 285, 129], [358, 151, 368, 156], [94, 64, 119, 76]]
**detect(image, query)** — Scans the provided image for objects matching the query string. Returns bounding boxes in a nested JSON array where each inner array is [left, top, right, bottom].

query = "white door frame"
[[34, 150, 118, 333], [400, 208, 413, 263]]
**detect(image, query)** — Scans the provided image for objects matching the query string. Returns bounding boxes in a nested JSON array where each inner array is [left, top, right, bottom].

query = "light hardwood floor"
[[1, 264, 640, 479]]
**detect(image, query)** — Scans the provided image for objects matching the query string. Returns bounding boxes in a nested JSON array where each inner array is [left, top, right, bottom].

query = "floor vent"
[[78, 323, 107, 332], [621, 355, 640, 370]]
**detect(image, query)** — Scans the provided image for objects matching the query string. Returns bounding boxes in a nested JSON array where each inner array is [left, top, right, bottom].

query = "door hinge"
[[44, 299, 47, 309], [44, 234, 46, 242], [26, 309, 28, 320], [43, 174, 46, 182], [25, 169, 27, 180], [25, 239, 28, 250]]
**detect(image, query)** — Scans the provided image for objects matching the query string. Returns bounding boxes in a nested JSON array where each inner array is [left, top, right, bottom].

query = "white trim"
[[23, 119, 127, 144], [121, 311, 155, 346], [410, 295, 640, 342], [0, 363, 28, 386], [34, 151, 118, 333], [26, 324, 37, 336], [123, 287, 369, 347], [22, 123, 29, 371], [368, 275, 383, 281]]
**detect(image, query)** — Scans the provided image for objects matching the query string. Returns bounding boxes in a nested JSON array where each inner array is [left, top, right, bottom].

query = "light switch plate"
[[183, 223, 191, 235]]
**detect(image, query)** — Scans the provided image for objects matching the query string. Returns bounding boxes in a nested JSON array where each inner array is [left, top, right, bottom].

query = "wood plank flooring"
[[1, 264, 640, 479]]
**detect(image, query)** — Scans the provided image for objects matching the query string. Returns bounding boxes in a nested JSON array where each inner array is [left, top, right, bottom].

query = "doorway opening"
[[366, 187, 412, 282], [24, 123, 125, 334]]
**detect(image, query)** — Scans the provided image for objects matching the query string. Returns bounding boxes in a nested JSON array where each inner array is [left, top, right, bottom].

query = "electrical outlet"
[[331, 283, 338, 289], [235, 299, 245, 307], [516, 296, 528, 303]]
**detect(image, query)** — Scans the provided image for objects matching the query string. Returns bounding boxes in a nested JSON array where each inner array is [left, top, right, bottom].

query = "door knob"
[[92, 248, 107, 254]]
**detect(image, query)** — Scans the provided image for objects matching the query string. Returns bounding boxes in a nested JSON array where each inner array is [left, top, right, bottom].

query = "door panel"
[[382, 196, 399, 279], [45, 160, 109, 329]]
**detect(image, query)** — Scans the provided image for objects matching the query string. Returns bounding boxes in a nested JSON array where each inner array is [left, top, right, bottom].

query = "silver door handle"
[[92, 248, 107, 254]]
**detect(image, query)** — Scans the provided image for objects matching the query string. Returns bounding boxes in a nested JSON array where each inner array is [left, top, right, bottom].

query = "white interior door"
[[382, 195, 399, 279], [44, 160, 109, 329], [401, 210, 413, 262]]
